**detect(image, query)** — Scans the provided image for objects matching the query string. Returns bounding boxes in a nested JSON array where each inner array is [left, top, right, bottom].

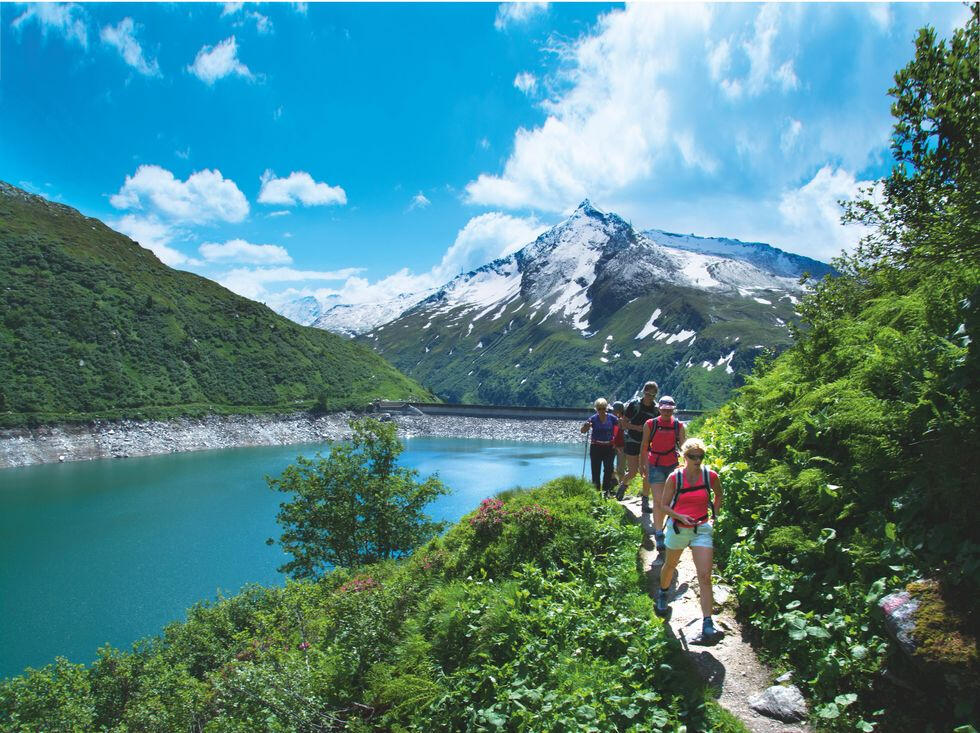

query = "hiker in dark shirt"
[[611, 401, 627, 489], [580, 398, 619, 497], [618, 381, 660, 503]]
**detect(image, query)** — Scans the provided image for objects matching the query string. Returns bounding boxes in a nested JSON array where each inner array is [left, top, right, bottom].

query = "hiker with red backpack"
[[639, 396, 686, 552], [654, 438, 723, 640]]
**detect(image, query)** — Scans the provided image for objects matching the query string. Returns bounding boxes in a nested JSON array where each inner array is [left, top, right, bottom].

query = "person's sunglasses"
[[686, 453, 705, 460]]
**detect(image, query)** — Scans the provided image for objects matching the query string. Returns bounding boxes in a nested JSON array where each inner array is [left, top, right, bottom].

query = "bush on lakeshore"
[[0, 477, 747, 732]]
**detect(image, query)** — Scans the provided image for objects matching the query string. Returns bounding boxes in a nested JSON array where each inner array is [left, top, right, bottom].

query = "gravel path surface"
[[621, 496, 812, 733], [0, 412, 588, 469]]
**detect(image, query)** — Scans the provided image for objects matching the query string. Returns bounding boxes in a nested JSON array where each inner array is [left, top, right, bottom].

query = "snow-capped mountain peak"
[[274, 202, 830, 339]]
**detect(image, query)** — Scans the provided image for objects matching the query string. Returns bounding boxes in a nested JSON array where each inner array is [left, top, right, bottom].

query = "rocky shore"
[[0, 412, 587, 469]]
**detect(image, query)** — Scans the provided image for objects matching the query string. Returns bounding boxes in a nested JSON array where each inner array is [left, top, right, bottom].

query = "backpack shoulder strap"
[[705, 466, 715, 519], [669, 468, 684, 508]]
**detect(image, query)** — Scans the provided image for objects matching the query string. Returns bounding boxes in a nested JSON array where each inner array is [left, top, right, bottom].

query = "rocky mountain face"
[[339, 200, 830, 410]]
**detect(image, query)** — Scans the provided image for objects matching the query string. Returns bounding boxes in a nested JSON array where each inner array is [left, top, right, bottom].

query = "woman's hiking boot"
[[655, 588, 669, 616], [641, 495, 653, 514], [615, 483, 626, 501], [701, 617, 720, 640], [654, 531, 666, 553]]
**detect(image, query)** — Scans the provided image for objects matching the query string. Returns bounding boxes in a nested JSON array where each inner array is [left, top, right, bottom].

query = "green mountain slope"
[[0, 182, 433, 424], [366, 280, 796, 410]]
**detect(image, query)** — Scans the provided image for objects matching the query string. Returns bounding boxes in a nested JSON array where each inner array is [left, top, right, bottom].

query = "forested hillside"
[[702, 13, 978, 730], [0, 183, 433, 426]]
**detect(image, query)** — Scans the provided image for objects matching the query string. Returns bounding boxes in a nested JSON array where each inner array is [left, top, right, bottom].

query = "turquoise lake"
[[0, 437, 584, 679]]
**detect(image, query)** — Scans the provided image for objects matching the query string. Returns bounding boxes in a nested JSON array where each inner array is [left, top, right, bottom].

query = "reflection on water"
[[0, 437, 581, 678]]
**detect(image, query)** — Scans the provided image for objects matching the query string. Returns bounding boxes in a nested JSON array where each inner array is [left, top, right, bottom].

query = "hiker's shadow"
[[685, 649, 727, 693], [660, 619, 728, 693]]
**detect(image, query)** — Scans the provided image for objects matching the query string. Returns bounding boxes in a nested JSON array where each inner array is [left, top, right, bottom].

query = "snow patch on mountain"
[[635, 308, 663, 339]]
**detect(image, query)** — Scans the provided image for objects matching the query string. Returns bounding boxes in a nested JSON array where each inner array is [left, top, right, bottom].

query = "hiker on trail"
[[611, 401, 627, 493], [620, 381, 661, 504], [580, 398, 619, 497], [655, 438, 723, 640], [639, 396, 686, 553]]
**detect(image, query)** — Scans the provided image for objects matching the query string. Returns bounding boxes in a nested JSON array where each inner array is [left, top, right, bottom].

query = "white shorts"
[[664, 520, 713, 550]]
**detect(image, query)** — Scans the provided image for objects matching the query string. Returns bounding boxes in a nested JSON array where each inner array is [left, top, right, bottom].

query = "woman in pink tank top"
[[653, 437, 724, 640]]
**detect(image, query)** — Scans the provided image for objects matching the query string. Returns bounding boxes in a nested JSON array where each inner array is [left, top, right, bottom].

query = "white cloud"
[[463, 2, 913, 261], [258, 170, 347, 206], [220, 4, 273, 34], [433, 212, 546, 281], [110, 164, 249, 224], [11, 3, 88, 48], [408, 192, 430, 211], [479, 138, 490, 150], [100, 17, 160, 76], [249, 11, 272, 34], [495, 2, 549, 30], [217, 266, 363, 301], [780, 118, 803, 152], [175, 147, 190, 159], [706, 37, 731, 81], [775, 60, 798, 92], [284, 212, 547, 307], [266, 210, 291, 218], [292, 3, 308, 15], [742, 3, 782, 96], [777, 165, 874, 261], [467, 4, 712, 212], [187, 36, 253, 85], [867, 4, 891, 32], [199, 238, 292, 265], [111, 214, 194, 267], [513, 71, 537, 95]]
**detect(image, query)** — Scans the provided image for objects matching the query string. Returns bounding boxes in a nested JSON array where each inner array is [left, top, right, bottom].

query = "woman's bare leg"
[[690, 545, 714, 617]]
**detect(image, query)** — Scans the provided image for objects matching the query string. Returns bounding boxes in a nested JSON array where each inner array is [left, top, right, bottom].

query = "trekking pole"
[[581, 427, 590, 479]]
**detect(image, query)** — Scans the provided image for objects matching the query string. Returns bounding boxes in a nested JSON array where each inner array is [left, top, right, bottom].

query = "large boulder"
[[879, 580, 978, 692]]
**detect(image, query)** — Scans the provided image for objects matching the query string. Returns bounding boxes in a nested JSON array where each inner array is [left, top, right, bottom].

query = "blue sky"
[[1, 2, 971, 307]]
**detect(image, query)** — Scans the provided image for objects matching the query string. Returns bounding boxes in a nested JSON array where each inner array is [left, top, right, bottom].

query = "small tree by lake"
[[268, 417, 448, 578]]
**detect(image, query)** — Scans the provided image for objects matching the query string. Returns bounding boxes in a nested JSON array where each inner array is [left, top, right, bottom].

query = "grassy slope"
[[0, 184, 433, 425], [0, 477, 747, 732]]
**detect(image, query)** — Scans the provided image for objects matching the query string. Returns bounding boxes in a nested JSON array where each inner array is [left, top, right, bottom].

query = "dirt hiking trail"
[[620, 496, 812, 733]]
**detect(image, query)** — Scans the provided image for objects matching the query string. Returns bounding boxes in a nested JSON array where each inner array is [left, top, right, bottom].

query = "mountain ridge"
[[339, 200, 828, 409]]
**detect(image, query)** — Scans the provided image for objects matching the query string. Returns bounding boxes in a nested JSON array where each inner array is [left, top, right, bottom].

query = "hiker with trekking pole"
[[580, 398, 619, 497]]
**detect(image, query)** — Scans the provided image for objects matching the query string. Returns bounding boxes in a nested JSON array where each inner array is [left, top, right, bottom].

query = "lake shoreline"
[[0, 412, 588, 469]]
